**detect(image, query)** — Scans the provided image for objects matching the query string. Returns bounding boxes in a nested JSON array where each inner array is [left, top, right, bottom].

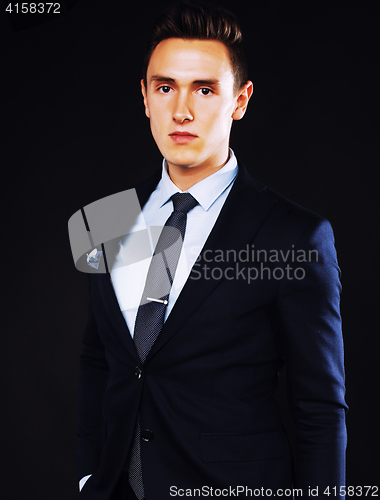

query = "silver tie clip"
[[147, 297, 168, 305]]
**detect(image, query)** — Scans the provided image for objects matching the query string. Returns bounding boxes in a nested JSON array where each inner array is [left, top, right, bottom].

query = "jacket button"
[[141, 429, 154, 442], [134, 367, 143, 379]]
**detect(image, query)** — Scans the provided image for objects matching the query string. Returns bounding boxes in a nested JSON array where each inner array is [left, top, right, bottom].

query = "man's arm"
[[77, 275, 109, 484], [274, 217, 348, 496]]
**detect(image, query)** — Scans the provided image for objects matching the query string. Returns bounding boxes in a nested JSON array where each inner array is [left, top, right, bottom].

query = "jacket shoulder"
[[239, 163, 334, 243]]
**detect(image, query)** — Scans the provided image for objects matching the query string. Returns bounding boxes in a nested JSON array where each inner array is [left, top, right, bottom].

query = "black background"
[[1, 0, 379, 498]]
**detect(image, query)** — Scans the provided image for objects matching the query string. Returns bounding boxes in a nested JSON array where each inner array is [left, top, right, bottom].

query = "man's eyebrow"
[[150, 75, 220, 86], [192, 79, 220, 86], [150, 75, 175, 83]]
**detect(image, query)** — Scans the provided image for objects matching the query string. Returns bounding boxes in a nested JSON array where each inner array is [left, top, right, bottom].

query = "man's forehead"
[[147, 38, 233, 82]]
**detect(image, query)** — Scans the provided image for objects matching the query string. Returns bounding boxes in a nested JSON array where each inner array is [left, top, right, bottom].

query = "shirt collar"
[[158, 148, 238, 211]]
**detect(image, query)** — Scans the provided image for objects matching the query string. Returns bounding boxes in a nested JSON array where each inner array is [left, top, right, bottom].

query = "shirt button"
[[141, 429, 154, 442], [134, 367, 143, 379]]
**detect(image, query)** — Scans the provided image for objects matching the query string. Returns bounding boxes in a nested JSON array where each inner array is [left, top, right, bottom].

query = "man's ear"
[[141, 79, 150, 118], [232, 81, 253, 121]]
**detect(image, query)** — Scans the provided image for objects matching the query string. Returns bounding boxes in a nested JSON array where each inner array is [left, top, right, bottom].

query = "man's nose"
[[172, 94, 193, 123]]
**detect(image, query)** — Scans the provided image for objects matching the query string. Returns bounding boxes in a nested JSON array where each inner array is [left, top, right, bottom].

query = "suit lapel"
[[145, 165, 278, 363], [98, 274, 138, 357]]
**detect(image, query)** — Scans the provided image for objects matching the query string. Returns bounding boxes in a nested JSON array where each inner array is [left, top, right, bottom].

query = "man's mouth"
[[169, 131, 198, 144]]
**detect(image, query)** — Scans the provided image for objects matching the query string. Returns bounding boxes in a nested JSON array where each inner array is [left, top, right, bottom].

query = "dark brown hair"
[[143, 1, 248, 94]]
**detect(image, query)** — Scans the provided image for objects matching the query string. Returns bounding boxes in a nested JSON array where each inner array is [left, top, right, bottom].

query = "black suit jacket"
[[76, 164, 347, 499]]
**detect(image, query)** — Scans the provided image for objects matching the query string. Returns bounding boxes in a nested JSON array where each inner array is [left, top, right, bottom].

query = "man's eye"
[[198, 88, 213, 96], [158, 86, 172, 93]]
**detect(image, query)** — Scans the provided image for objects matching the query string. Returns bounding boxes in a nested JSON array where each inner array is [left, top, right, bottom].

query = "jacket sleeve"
[[76, 275, 109, 482], [274, 217, 348, 498]]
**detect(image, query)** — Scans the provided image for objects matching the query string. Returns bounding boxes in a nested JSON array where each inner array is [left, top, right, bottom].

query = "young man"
[[75, 2, 347, 499]]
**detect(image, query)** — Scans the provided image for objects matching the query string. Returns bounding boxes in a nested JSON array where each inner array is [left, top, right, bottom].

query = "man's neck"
[[166, 152, 231, 191]]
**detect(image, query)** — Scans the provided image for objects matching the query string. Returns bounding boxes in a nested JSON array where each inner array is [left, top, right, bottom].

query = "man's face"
[[141, 38, 252, 177]]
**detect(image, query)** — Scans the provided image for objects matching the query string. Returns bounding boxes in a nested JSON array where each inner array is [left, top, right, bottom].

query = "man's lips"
[[169, 131, 198, 144]]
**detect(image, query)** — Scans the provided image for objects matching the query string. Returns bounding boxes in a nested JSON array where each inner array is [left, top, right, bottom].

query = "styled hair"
[[143, 1, 248, 94]]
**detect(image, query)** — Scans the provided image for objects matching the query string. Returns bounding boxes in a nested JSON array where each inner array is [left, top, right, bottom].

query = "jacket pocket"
[[201, 430, 288, 463]]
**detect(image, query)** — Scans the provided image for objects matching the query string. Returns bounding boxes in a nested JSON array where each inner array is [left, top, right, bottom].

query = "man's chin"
[[165, 154, 203, 171]]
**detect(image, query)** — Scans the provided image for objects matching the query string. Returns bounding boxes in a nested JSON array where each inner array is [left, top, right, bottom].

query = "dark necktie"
[[128, 192, 198, 500]]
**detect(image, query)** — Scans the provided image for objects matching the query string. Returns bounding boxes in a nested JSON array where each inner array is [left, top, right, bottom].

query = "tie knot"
[[171, 192, 198, 214]]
